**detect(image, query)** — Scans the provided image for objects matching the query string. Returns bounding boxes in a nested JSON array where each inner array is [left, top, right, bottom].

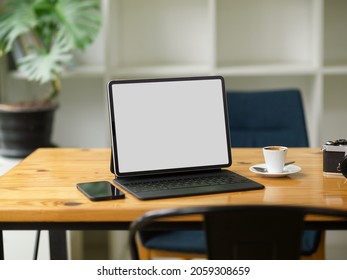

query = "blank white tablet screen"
[[110, 77, 230, 173]]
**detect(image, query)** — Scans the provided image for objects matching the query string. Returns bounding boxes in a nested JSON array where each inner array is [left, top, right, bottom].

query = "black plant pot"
[[0, 103, 57, 158]]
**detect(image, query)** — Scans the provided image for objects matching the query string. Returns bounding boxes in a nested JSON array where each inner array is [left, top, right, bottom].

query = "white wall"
[[52, 77, 110, 149]]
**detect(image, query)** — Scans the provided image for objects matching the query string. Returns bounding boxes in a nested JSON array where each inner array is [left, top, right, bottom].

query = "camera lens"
[[337, 139, 347, 145], [341, 156, 347, 178]]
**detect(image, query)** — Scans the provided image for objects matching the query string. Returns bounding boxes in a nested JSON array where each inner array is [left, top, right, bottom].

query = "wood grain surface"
[[1, 148, 347, 223]]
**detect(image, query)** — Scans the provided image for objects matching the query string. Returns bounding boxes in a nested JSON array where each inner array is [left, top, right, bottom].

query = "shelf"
[[112, 64, 318, 79], [323, 0, 347, 67], [108, 0, 211, 71], [216, 64, 317, 76], [323, 66, 347, 75], [62, 65, 105, 78], [216, 0, 317, 68], [111, 64, 211, 79], [9, 65, 105, 80]]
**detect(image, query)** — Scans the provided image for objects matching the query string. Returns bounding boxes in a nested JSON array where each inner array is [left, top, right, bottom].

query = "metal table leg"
[[49, 230, 68, 260]]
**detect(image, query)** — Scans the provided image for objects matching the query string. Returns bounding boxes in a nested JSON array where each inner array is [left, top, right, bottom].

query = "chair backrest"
[[129, 205, 347, 260], [226, 89, 309, 147]]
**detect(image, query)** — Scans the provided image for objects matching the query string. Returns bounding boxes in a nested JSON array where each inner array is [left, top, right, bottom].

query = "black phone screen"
[[77, 181, 125, 201]]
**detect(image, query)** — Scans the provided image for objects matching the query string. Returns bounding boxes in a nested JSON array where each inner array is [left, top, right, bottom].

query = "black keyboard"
[[115, 170, 264, 200], [124, 172, 250, 194]]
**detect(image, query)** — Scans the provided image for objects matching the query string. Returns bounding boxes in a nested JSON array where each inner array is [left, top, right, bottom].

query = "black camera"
[[322, 139, 347, 177]]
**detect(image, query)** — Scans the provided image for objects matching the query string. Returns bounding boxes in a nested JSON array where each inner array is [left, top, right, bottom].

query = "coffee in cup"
[[263, 146, 288, 173]]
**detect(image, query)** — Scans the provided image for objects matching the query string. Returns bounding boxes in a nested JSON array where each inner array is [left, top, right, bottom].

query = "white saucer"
[[249, 163, 301, 177]]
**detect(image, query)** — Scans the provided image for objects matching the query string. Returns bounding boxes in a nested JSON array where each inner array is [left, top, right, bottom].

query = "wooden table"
[[1, 147, 347, 259]]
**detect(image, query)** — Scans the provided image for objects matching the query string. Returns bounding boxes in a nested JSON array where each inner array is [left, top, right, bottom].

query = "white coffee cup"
[[263, 146, 288, 173]]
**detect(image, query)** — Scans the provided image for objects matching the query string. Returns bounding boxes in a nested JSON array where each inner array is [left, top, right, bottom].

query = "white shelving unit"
[[6, 0, 347, 147], [96, 0, 346, 147]]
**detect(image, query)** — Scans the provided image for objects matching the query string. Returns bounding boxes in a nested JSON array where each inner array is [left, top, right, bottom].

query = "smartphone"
[[77, 181, 125, 201]]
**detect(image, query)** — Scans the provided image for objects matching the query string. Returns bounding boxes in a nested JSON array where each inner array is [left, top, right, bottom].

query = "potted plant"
[[0, 0, 101, 157]]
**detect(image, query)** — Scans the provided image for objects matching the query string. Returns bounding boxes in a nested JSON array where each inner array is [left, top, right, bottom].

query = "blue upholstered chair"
[[226, 89, 308, 148], [136, 89, 323, 259]]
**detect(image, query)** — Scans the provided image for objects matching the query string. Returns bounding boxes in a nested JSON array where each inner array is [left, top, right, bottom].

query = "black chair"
[[130, 205, 347, 260], [135, 89, 320, 259]]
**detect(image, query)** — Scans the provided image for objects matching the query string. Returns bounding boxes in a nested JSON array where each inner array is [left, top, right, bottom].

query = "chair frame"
[[129, 205, 347, 260]]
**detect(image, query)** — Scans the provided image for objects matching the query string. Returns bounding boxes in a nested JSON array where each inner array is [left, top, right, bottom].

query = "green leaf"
[[0, 0, 37, 53], [0, 0, 101, 89], [54, 0, 101, 50], [18, 31, 72, 84]]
